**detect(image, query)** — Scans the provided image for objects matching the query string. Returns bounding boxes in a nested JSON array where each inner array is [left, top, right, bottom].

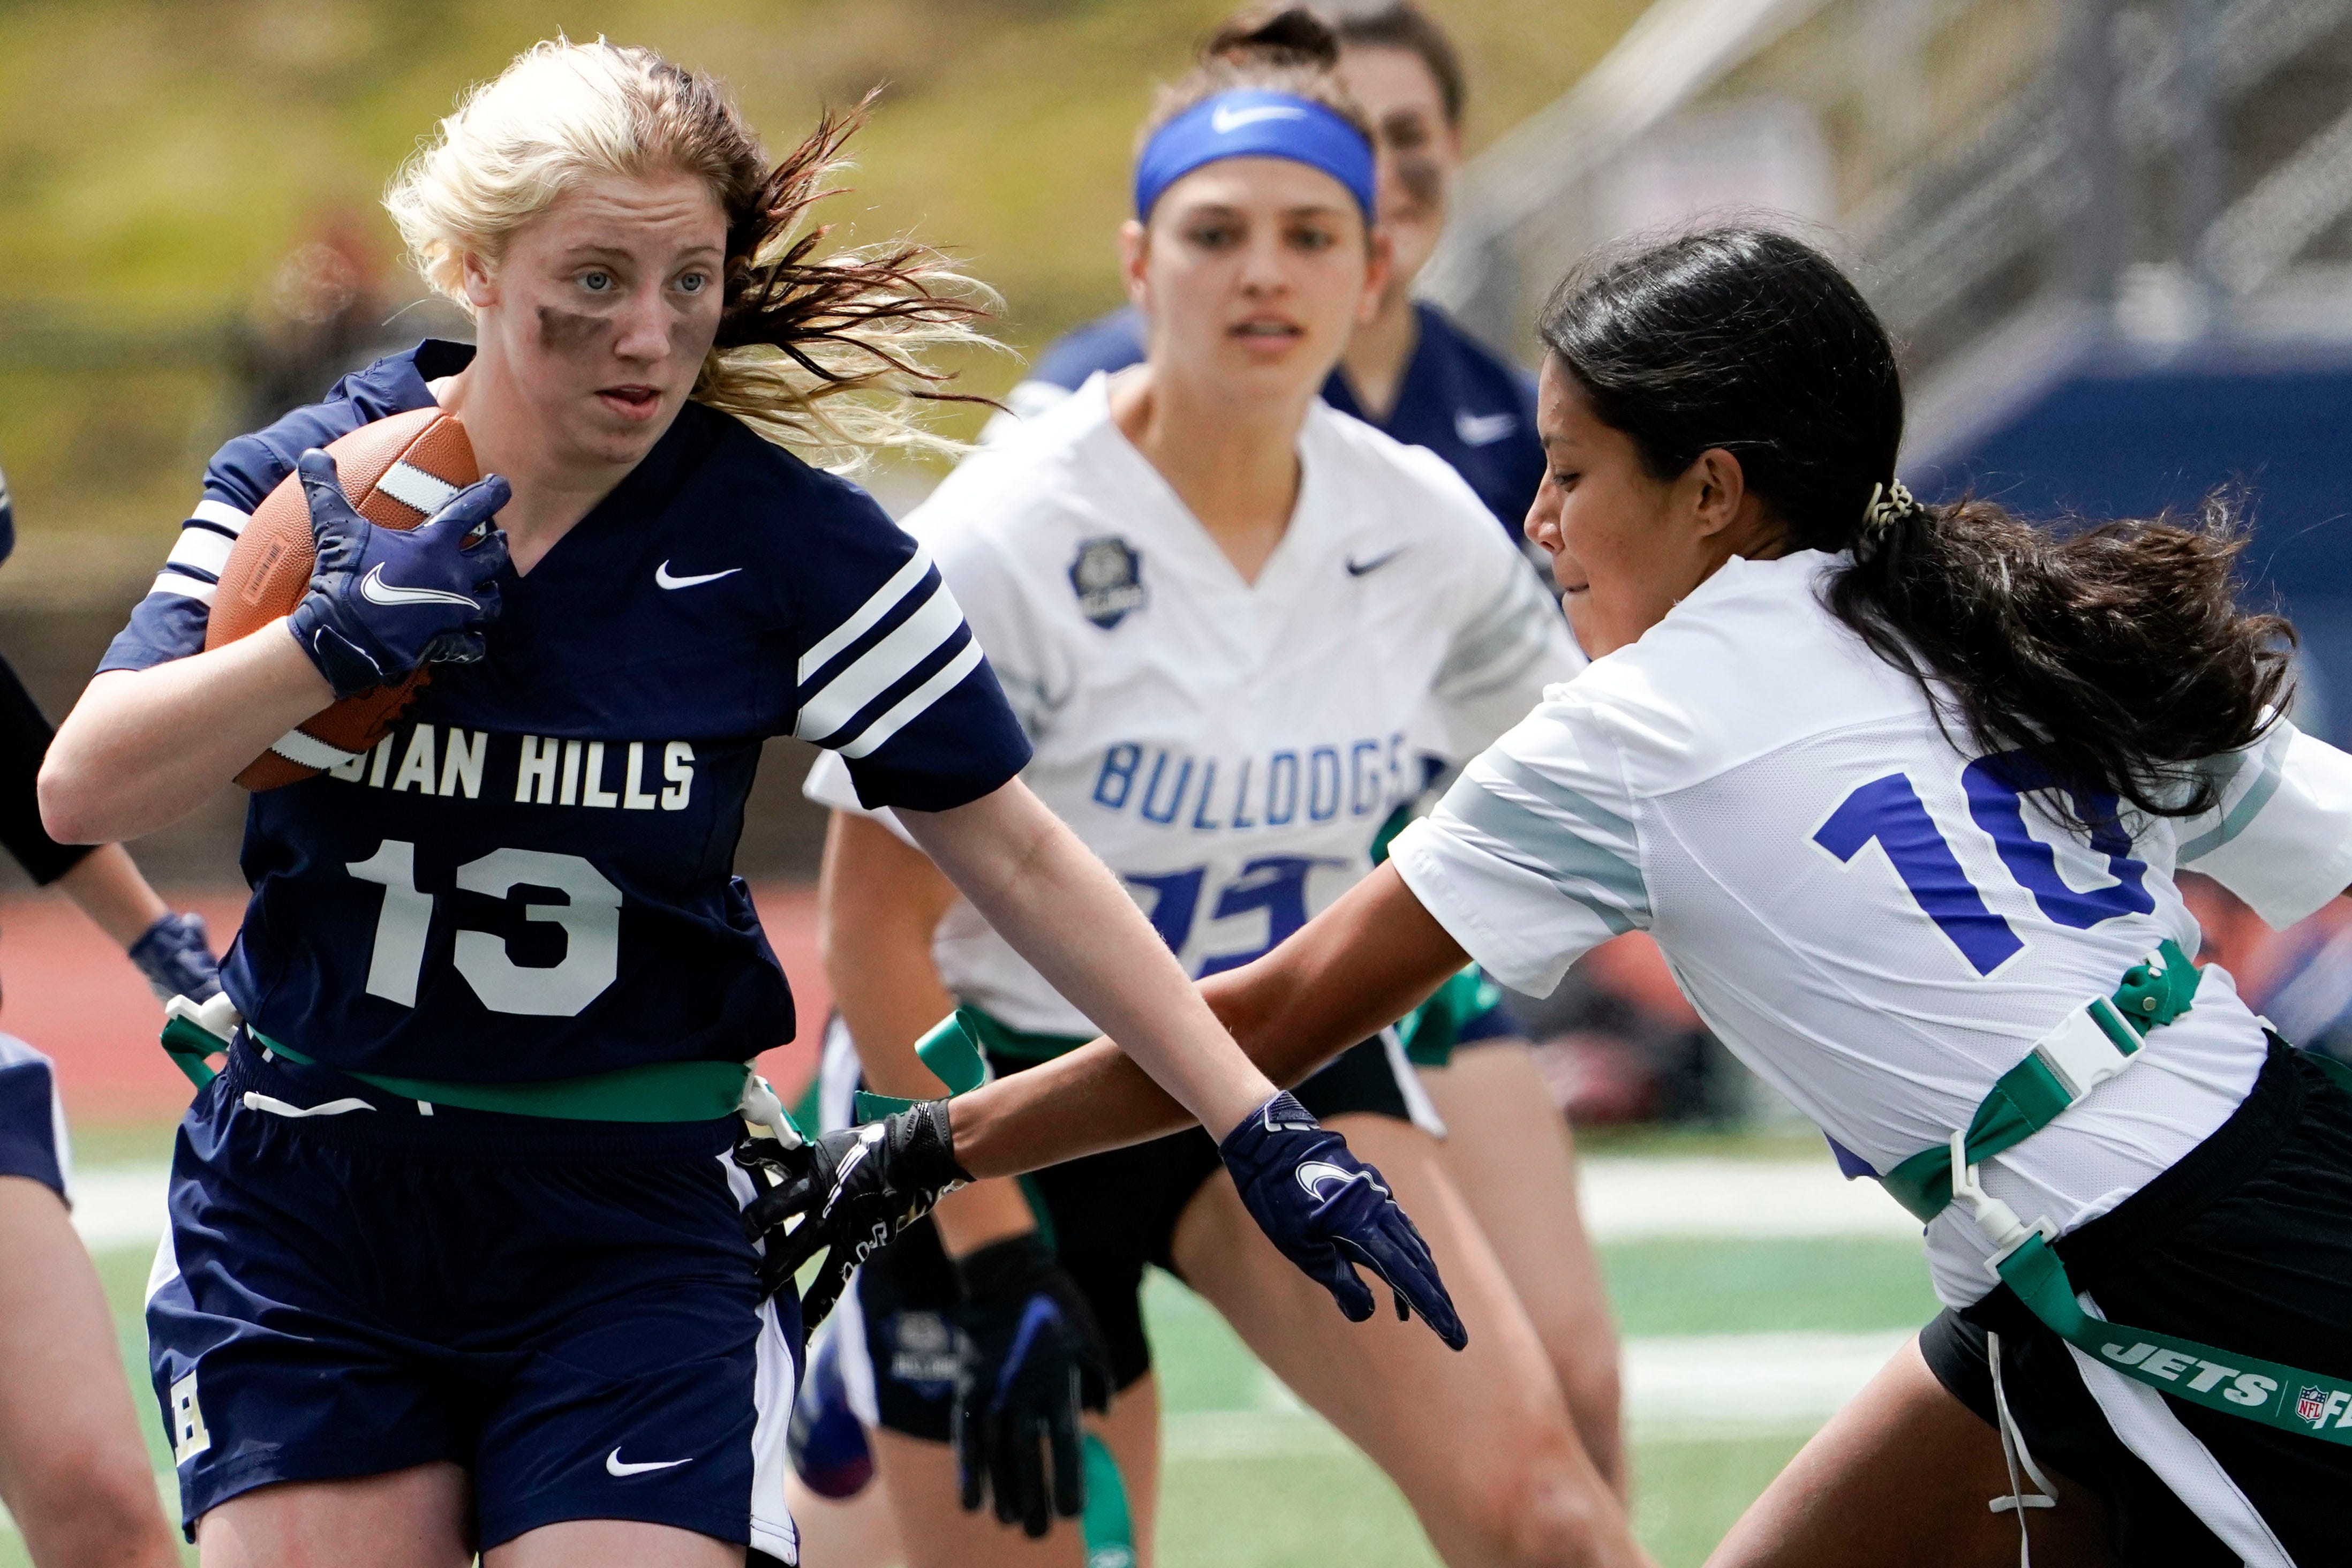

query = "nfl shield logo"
[[2298, 1385, 2331, 1427], [1069, 537, 1146, 629]]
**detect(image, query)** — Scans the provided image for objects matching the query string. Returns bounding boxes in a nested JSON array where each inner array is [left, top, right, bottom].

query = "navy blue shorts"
[[146, 1039, 800, 1558], [0, 1034, 66, 1200]]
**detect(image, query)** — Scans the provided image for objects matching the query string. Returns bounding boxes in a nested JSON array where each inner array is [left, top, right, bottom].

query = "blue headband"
[[1133, 89, 1376, 222]]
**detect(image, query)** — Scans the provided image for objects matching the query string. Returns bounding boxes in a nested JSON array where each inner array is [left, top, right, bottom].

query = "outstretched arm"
[[896, 777, 1278, 1140], [948, 862, 1466, 1179]]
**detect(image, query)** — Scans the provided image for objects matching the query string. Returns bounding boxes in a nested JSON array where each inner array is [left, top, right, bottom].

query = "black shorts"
[[818, 1020, 1428, 1442], [1921, 1039, 2352, 1566]]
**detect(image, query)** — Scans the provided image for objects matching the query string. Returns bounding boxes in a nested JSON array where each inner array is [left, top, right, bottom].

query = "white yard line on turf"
[[66, 1155, 1917, 1253], [1163, 1329, 1917, 1459], [1578, 1157, 1918, 1241]]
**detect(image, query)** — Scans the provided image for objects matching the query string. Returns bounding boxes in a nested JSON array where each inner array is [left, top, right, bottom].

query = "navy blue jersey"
[[1020, 301, 1542, 536], [103, 342, 1031, 1084]]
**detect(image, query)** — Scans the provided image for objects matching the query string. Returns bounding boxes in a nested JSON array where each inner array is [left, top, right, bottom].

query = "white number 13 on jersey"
[[347, 840, 622, 1016]]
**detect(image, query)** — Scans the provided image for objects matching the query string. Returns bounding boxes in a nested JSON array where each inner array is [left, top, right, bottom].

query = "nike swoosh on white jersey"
[[357, 563, 479, 610], [606, 1448, 692, 1477], [1455, 411, 1517, 447], [654, 561, 744, 590], [1212, 103, 1308, 134], [1296, 1160, 1380, 1202]]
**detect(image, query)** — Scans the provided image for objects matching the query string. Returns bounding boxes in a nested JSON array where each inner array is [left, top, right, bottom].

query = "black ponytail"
[[1537, 225, 2294, 821]]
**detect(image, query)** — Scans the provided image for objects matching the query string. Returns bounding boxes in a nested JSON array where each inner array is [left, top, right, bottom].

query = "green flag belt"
[[1895, 939, 2352, 1445]]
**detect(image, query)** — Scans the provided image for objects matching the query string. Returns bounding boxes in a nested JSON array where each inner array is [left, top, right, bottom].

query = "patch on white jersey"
[[1068, 536, 1146, 629]]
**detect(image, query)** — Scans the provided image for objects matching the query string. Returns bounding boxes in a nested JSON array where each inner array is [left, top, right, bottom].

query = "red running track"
[[0, 882, 830, 1124]]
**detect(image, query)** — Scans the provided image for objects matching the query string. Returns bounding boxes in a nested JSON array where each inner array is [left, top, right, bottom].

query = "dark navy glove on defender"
[[948, 1234, 1113, 1537], [126, 911, 221, 1004], [285, 448, 509, 699], [1218, 1091, 1467, 1350]]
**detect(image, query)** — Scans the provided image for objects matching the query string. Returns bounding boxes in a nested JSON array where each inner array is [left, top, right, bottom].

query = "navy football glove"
[[285, 448, 510, 699], [948, 1234, 1112, 1537], [734, 1100, 970, 1332], [126, 911, 221, 1004], [1219, 1091, 1467, 1350]]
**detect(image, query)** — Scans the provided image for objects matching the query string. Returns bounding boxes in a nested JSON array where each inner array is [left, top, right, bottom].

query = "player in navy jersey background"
[[997, 3, 1543, 558], [38, 39, 1454, 1568]]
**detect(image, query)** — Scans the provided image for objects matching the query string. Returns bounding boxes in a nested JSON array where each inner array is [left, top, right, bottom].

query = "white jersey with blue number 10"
[[1390, 549, 2352, 1305], [806, 371, 1579, 1035]]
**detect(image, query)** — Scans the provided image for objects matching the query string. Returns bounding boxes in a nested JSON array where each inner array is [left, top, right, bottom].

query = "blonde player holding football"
[[771, 224, 2352, 1568], [790, 13, 1642, 1568], [40, 40, 1455, 1568]]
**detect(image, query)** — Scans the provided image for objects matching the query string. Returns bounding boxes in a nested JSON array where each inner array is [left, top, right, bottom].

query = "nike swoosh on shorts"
[[655, 561, 744, 590], [607, 1448, 693, 1477], [357, 564, 479, 610]]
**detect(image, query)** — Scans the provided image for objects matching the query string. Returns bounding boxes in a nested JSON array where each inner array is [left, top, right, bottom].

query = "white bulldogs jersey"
[[1392, 549, 2352, 1305], [807, 371, 1579, 1034]]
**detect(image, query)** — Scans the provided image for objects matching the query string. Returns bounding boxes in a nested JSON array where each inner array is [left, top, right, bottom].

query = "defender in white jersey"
[[789, 16, 1645, 1568], [764, 226, 2352, 1568]]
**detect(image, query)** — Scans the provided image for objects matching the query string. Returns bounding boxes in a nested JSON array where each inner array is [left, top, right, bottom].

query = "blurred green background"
[[0, 0, 1646, 554]]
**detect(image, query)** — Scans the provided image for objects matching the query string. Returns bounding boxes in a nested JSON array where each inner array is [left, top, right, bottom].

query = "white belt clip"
[[738, 1074, 804, 1151], [1949, 1132, 2058, 1280]]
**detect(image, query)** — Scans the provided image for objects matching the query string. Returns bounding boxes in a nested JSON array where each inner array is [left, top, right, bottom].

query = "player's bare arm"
[[39, 630, 333, 844], [947, 861, 1464, 1178], [898, 776, 1280, 1141]]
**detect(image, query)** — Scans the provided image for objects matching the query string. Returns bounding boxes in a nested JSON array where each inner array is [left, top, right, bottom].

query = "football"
[[205, 407, 479, 791]]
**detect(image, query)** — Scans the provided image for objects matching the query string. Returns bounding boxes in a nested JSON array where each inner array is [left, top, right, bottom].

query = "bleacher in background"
[[1426, 0, 2352, 745]]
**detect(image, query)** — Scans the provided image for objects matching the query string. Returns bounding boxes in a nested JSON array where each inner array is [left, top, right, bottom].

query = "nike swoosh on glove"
[[126, 911, 221, 1004], [285, 448, 511, 699], [948, 1234, 1113, 1537], [734, 1100, 970, 1336], [1218, 1091, 1467, 1350]]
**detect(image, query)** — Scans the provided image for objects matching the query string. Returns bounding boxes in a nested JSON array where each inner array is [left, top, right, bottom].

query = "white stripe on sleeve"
[[148, 571, 217, 606], [797, 548, 934, 684], [839, 638, 984, 760], [165, 526, 235, 579], [190, 499, 251, 534], [796, 584, 967, 744]]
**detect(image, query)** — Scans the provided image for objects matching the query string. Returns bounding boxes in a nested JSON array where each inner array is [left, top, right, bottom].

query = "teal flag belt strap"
[[254, 1033, 753, 1122], [156, 997, 765, 1126], [1892, 939, 2352, 1445], [853, 1005, 1057, 1125], [1882, 940, 2197, 1222]]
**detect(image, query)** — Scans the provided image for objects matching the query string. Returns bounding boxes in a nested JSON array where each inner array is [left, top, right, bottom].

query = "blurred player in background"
[[39, 40, 1451, 1568], [0, 455, 213, 1568], [795, 14, 1639, 1568], [987, 0, 1627, 1487]]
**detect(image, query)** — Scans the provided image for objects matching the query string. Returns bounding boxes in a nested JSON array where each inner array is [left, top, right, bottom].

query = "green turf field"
[[2, 1129, 1939, 1567]]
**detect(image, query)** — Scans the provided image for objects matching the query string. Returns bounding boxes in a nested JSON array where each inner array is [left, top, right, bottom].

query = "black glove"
[[734, 1100, 970, 1331], [947, 1234, 1113, 1537]]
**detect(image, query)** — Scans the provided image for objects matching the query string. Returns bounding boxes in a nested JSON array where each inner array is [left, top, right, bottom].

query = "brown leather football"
[[205, 406, 478, 790]]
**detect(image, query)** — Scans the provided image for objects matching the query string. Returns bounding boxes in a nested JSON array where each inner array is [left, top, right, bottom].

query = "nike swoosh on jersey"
[[1345, 547, 1409, 577], [606, 1448, 692, 1477], [1212, 103, 1309, 134], [1454, 410, 1517, 447], [654, 561, 744, 590], [357, 563, 479, 610], [1296, 1160, 1383, 1202]]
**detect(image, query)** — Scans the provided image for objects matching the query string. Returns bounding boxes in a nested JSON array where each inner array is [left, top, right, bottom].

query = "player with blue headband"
[[778, 11, 1646, 1568], [1132, 87, 1378, 222]]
